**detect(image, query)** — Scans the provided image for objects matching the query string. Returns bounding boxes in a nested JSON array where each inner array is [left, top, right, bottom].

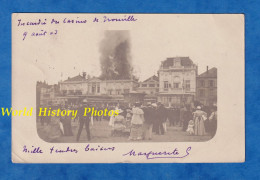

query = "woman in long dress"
[[193, 106, 207, 136], [208, 106, 217, 137], [43, 115, 62, 142], [111, 109, 126, 136], [129, 102, 144, 140]]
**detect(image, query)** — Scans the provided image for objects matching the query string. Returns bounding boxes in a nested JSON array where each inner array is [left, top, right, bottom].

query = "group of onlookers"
[[37, 101, 217, 142], [109, 101, 217, 141]]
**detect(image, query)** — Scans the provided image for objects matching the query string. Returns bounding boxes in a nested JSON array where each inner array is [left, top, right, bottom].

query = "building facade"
[[158, 57, 197, 107], [56, 72, 140, 104], [137, 75, 159, 103], [36, 81, 64, 107], [196, 67, 217, 106], [59, 73, 88, 96]]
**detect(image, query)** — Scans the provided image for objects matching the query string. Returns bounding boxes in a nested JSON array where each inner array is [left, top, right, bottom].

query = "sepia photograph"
[[35, 29, 217, 143], [12, 14, 244, 163]]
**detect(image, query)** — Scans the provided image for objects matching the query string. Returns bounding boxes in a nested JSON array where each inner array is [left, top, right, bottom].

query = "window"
[[164, 81, 169, 89], [185, 80, 190, 90], [149, 84, 155, 87], [92, 85, 96, 93], [173, 76, 180, 89], [108, 90, 112, 95], [75, 90, 82, 95], [199, 89, 205, 97], [88, 85, 91, 93], [174, 58, 181, 66], [209, 80, 214, 87], [141, 84, 147, 87], [124, 89, 130, 94], [150, 91, 154, 94], [97, 83, 100, 93], [209, 89, 214, 96], [62, 90, 67, 95], [200, 80, 205, 87], [43, 94, 50, 98], [173, 83, 179, 88], [116, 90, 121, 95]]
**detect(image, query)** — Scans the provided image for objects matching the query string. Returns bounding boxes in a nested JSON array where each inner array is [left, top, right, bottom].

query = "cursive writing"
[[103, 15, 137, 22], [50, 146, 78, 154], [122, 147, 191, 160], [85, 144, 115, 152], [17, 15, 137, 41], [17, 19, 47, 26], [23, 145, 43, 153]]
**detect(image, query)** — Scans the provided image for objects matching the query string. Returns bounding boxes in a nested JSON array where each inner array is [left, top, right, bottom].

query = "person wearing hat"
[[143, 103, 157, 140], [192, 106, 207, 136], [154, 102, 166, 135], [76, 103, 91, 142]]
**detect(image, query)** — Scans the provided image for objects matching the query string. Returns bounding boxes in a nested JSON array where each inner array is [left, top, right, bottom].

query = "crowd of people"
[[109, 102, 217, 141], [37, 101, 217, 142]]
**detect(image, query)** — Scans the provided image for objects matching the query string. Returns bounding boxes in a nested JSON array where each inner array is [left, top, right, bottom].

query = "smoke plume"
[[99, 30, 133, 80]]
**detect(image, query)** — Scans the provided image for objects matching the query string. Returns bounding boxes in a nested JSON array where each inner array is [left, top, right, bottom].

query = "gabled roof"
[[198, 67, 217, 78], [162, 57, 194, 68], [143, 75, 159, 83], [88, 77, 102, 82], [64, 75, 86, 82]]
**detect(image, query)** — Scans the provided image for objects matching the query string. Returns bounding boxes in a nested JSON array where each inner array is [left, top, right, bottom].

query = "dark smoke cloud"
[[99, 30, 133, 80]]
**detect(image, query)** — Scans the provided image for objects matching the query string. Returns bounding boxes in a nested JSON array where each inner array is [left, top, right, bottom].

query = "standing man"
[[76, 103, 91, 142], [143, 102, 155, 140], [155, 102, 165, 135]]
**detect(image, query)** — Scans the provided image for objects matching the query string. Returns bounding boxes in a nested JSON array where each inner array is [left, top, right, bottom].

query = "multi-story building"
[[36, 81, 64, 107], [196, 67, 217, 106], [86, 78, 139, 102], [137, 75, 159, 103], [104, 79, 139, 95], [58, 72, 139, 104], [158, 57, 197, 107], [59, 72, 88, 96]]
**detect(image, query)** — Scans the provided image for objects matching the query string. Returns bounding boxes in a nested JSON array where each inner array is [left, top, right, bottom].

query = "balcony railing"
[[160, 65, 197, 70], [160, 88, 195, 94]]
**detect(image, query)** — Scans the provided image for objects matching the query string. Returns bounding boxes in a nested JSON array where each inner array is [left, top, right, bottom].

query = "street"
[[37, 119, 212, 143]]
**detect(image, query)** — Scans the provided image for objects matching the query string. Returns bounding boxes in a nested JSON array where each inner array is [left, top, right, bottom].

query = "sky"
[[13, 14, 244, 84]]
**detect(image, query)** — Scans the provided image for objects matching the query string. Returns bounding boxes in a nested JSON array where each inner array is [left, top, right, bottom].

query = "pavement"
[[37, 119, 212, 143]]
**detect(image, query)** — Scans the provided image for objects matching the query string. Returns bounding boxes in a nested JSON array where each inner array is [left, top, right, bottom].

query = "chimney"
[[82, 72, 86, 79], [207, 66, 209, 73]]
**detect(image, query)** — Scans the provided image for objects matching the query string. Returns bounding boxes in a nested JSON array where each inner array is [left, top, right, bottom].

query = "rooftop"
[[143, 75, 159, 82], [198, 67, 217, 78], [161, 57, 195, 68], [63, 75, 87, 82]]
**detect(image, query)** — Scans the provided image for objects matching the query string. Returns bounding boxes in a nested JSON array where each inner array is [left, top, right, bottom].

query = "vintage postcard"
[[11, 13, 245, 163]]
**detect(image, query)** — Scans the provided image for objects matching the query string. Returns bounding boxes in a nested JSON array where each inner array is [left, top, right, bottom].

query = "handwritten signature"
[[122, 147, 191, 160]]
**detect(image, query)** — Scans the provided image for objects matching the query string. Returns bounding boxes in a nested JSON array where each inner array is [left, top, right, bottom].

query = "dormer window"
[[174, 58, 181, 66]]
